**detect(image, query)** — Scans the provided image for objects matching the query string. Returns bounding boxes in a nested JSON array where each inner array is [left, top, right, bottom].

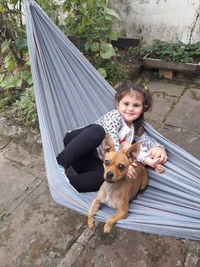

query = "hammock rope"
[[24, 0, 200, 240]]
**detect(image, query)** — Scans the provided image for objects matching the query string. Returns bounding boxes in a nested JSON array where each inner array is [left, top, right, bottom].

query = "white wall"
[[109, 0, 200, 44]]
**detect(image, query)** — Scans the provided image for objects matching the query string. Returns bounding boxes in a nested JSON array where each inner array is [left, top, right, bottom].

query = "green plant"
[[0, 88, 21, 111], [0, 0, 26, 66], [122, 46, 147, 61], [146, 39, 200, 63], [89, 56, 128, 85], [0, 0, 33, 91], [103, 60, 128, 85], [0, 69, 32, 89], [36, 0, 63, 25], [13, 87, 38, 126], [62, 0, 120, 76]]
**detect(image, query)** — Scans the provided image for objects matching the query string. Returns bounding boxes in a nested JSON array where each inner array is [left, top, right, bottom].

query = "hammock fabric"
[[24, 0, 200, 240]]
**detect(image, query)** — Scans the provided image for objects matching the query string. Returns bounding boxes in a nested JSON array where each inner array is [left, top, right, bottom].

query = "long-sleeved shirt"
[[95, 109, 164, 163]]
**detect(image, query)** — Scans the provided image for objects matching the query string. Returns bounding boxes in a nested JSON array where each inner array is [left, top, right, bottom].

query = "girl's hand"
[[127, 162, 137, 179], [147, 147, 167, 164], [120, 141, 132, 151]]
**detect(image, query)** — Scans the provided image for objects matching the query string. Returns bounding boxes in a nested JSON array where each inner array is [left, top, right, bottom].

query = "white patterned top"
[[95, 109, 164, 163]]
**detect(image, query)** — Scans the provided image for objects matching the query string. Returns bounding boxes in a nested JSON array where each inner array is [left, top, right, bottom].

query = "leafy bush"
[[0, 89, 21, 111], [89, 56, 128, 85], [63, 0, 120, 76], [12, 87, 38, 126], [0, 69, 32, 89], [146, 39, 200, 63], [0, 0, 127, 127], [122, 46, 147, 61]]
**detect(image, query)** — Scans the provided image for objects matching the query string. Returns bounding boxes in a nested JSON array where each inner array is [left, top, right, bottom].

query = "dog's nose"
[[106, 171, 114, 182]]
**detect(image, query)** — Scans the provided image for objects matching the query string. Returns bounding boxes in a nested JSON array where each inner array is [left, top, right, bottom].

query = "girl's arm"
[[135, 131, 167, 164], [135, 131, 165, 151], [95, 109, 122, 151]]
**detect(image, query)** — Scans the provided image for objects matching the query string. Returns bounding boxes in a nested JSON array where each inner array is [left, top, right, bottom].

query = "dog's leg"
[[88, 198, 101, 229], [104, 207, 128, 233]]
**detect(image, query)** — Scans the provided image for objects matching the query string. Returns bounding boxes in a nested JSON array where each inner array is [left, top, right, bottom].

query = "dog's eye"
[[118, 164, 125, 170], [104, 160, 110, 166]]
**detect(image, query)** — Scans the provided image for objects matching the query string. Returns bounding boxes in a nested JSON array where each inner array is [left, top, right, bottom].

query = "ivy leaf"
[[21, 71, 33, 85], [105, 8, 121, 20], [108, 31, 118, 41], [100, 42, 115, 59], [84, 41, 90, 51], [0, 74, 5, 83], [15, 38, 28, 51], [91, 42, 100, 52], [4, 55, 16, 70], [0, 75, 22, 89], [98, 68, 107, 78], [1, 40, 10, 53]]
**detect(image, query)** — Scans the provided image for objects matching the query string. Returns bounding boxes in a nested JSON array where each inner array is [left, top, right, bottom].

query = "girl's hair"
[[115, 82, 153, 137]]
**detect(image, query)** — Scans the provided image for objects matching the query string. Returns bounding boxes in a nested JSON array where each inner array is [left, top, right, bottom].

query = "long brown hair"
[[115, 82, 152, 136]]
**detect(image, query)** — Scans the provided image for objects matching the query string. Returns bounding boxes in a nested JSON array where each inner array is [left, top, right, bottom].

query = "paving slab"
[[0, 151, 36, 211], [158, 126, 200, 160], [166, 88, 200, 130], [145, 94, 176, 123], [147, 80, 185, 97]]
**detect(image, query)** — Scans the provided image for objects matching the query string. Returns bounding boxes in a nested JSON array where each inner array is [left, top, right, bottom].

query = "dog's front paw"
[[104, 222, 112, 233], [88, 217, 95, 229]]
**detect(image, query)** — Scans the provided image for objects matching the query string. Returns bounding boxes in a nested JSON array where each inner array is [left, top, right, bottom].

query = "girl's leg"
[[67, 157, 104, 192], [57, 124, 105, 169], [63, 126, 92, 147], [68, 171, 104, 192]]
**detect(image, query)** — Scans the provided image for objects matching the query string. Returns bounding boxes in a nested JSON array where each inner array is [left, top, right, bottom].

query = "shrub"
[[89, 56, 128, 85], [146, 39, 200, 63], [12, 87, 38, 127]]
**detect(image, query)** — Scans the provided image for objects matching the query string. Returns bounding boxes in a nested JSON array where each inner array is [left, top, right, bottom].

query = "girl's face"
[[117, 92, 143, 127]]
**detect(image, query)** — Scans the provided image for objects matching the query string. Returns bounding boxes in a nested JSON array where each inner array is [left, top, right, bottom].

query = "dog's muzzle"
[[105, 171, 114, 183]]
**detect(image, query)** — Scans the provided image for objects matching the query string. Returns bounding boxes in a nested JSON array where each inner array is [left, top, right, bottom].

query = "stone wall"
[[109, 0, 200, 44]]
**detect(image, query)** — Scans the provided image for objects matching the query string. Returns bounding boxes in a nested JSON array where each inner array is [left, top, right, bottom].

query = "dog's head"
[[102, 136, 141, 183]]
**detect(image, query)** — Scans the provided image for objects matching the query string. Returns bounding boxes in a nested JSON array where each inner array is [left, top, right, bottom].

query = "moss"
[[31, 240, 51, 261]]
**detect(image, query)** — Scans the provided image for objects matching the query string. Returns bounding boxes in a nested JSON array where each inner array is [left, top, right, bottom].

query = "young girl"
[[57, 83, 167, 192]]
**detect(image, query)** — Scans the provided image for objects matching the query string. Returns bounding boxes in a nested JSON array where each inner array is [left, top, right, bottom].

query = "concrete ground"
[[0, 77, 200, 267]]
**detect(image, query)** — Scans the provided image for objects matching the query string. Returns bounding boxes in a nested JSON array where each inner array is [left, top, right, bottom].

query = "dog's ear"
[[125, 142, 141, 161], [103, 136, 115, 154]]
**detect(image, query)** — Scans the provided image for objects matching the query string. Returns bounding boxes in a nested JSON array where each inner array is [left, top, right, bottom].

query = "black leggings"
[[56, 124, 105, 192]]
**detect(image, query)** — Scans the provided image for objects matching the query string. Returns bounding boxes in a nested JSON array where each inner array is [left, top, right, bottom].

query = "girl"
[[57, 83, 167, 192]]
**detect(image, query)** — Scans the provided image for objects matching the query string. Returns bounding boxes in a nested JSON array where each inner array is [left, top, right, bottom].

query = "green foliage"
[[1, 39, 17, 70], [123, 46, 147, 61], [0, 88, 21, 111], [13, 87, 38, 126], [0, 71, 32, 89], [146, 39, 200, 63], [0, 0, 125, 126], [104, 60, 128, 85], [15, 37, 28, 51], [0, 0, 25, 66], [62, 0, 119, 61], [1, 40, 10, 53], [89, 56, 128, 85], [36, 0, 63, 25]]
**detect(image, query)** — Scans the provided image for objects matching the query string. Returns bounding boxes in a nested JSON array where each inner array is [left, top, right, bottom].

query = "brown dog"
[[88, 136, 148, 233]]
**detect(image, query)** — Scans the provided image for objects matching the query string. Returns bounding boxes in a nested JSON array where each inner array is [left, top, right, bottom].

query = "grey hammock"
[[24, 0, 200, 240]]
